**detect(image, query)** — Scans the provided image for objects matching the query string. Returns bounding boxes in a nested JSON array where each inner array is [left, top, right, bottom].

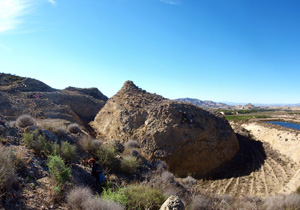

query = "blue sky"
[[0, 0, 300, 104]]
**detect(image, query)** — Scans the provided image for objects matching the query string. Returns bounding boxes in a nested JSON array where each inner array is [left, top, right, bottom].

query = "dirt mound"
[[91, 81, 239, 178]]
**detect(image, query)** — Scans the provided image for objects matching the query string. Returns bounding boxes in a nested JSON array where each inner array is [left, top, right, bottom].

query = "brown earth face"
[[91, 81, 239, 177]]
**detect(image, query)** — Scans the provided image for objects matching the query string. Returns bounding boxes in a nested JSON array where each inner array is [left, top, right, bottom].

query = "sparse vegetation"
[[94, 143, 119, 171], [67, 186, 125, 210], [0, 145, 17, 198], [120, 155, 141, 175], [67, 186, 94, 210], [60, 141, 76, 164], [124, 185, 166, 210], [47, 155, 71, 185], [16, 114, 35, 128], [23, 131, 52, 156], [225, 115, 270, 122], [102, 187, 128, 206]]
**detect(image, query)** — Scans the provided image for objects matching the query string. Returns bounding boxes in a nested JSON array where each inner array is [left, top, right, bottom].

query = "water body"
[[266, 121, 300, 131]]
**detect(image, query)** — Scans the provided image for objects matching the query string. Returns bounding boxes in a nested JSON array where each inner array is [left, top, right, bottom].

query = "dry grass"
[[0, 145, 17, 198], [263, 193, 300, 210]]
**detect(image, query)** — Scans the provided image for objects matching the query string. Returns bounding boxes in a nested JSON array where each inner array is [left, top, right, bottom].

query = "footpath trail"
[[195, 132, 300, 198]]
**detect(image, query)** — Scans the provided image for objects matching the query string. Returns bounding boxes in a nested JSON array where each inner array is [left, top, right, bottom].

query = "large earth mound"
[[91, 81, 239, 177]]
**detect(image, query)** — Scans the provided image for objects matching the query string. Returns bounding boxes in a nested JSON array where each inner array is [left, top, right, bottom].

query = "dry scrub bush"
[[189, 194, 233, 210], [182, 176, 197, 188], [67, 123, 81, 134], [124, 139, 139, 149], [146, 168, 191, 205], [263, 193, 300, 210], [230, 196, 260, 210], [120, 155, 141, 175], [16, 114, 35, 128], [79, 136, 102, 154], [0, 146, 17, 198], [67, 186, 125, 210], [54, 127, 67, 138], [82, 197, 125, 210], [67, 186, 93, 210]]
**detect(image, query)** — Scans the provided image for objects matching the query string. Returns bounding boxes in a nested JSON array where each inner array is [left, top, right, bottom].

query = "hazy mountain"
[[175, 98, 232, 109]]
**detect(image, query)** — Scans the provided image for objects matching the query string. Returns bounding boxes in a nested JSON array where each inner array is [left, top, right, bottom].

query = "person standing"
[[88, 158, 105, 194]]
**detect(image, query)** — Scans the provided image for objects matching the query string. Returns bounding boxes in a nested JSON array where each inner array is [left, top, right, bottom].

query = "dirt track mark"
[[194, 133, 300, 197]]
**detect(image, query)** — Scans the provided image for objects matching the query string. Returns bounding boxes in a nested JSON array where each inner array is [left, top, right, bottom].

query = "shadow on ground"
[[206, 134, 266, 180]]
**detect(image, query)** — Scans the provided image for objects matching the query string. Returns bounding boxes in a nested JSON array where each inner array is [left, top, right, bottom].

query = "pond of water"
[[266, 121, 300, 131]]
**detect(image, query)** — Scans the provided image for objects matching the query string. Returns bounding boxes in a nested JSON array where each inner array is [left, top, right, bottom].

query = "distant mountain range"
[[175, 98, 232, 109], [175, 98, 300, 109]]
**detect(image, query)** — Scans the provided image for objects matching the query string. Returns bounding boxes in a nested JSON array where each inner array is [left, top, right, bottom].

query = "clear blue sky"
[[1, 0, 300, 104]]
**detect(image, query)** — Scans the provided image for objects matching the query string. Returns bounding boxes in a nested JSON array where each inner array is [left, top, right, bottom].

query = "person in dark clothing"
[[88, 158, 105, 194]]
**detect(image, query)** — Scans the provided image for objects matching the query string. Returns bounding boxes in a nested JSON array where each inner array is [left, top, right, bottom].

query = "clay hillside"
[[1, 73, 300, 210]]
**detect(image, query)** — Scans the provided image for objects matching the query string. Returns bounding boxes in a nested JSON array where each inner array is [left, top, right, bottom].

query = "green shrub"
[[16, 114, 35, 128], [124, 185, 166, 210], [0, 146, 17, 198], [120, 155, 140, 175], [32, 134, 52, 156], [94, 143, 119, 170], [51, 142, 60, 156], [60, 141, 76, 164], [47, 155, 71, 185], [23, 131, 51, 155], [23, 131, 35, 147], [102, 187, 128, 206]]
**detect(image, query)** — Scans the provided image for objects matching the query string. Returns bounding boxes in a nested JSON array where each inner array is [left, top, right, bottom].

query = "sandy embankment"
[[242, 122, 300, 194]]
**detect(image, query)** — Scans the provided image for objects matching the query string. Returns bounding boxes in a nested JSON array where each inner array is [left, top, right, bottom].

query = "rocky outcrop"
[[160, 195, 185, 210], [91, 81, 239, 177], [0, 73, 107, 127], [64, 86, 108, 101]]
